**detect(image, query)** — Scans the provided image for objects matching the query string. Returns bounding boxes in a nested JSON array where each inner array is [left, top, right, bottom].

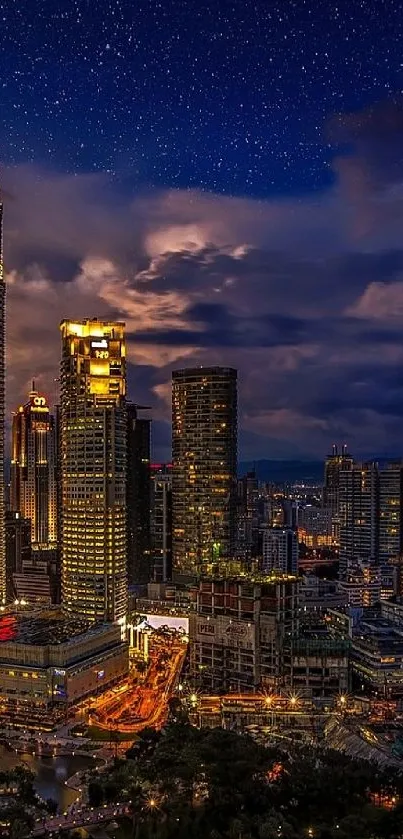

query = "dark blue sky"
[[2, 0, 403, 462], [1, 0, 401, 195]]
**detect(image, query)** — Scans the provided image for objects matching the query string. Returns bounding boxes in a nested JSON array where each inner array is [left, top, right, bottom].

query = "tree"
[[88, 779, 104, 806]]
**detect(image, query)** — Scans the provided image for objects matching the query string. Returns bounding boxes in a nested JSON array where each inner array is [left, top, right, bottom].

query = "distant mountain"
[[239, 459, 323, 484]]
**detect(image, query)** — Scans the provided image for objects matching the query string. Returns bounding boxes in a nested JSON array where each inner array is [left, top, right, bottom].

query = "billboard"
[[139, 614, 189, 634], [194, 616, 254, 649]]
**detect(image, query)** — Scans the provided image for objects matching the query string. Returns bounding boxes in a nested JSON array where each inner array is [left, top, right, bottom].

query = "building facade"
[[0, 204, 5, 603], [60, 319, 127, 624], [150, 464, 172, 582], [262, 526, 298, 574], [189, 575, 299, 692], [339, 462, 378, 577], [126, 403, 151, 585], [0, 611, 129, 718], [172, 367, 237, 575]]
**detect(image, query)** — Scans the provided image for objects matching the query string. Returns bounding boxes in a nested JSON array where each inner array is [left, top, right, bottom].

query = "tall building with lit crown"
[[60, 319, 127, 624], [172, 366, 237, 575], [0, 203, 5, 603], [11, 386, 57, 547]]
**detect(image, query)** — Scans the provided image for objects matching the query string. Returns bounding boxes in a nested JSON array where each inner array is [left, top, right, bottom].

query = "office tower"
[[5, 511, 31, 601], [11, 386, 57, 547], [378, 462, 403, 563], [126, 403, 151, 585], [236, 470, 259, 562], [0, 203, 5, 603], [172, 366, 237, 575], [150, 463, 172, 582], [263, 526, 298, 575], [323, 444, 353, 544], [60, 319, 127, 624], [10, 387, 58, 603], [339, 461, 378, 578]]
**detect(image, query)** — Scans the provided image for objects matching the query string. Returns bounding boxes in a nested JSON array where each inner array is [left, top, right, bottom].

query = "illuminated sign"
[[31, 395, 47, 408], [53, 669, 65, 677], [91, 340, 108, 349]]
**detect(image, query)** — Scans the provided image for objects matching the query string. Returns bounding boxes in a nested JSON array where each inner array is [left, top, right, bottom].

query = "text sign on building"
[[197, 622, 216, 637]]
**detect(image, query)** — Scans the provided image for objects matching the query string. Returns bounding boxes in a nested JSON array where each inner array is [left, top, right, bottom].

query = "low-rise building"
[[352, 610, 403, 699], [0, 609, 129, 719], [284, 631, 350, 702]]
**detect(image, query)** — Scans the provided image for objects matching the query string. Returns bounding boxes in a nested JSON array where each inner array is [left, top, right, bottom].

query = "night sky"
[[2, 0, 403, 462]]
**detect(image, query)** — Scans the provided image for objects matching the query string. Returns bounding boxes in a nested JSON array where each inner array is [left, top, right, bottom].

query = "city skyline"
[[1, 1, 403, 462]]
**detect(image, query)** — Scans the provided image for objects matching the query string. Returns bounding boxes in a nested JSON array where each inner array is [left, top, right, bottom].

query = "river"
[[0, 745, 97, 812]]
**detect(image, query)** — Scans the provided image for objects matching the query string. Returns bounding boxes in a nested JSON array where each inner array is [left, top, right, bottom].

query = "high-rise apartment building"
[[339, 461, 378, 577], [126, 403, 151, 585], [339, 460, 403, 579], [150, 463, 172, 582], [378, 462, 403, 563], [323, 444, 353, 544], [11, 387, 57, 547], [0, 204, 5, 603], [60, 319, 127, 624], [172, 366, 237, 575]]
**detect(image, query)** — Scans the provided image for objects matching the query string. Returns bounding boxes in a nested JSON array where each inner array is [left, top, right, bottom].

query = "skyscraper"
[[263, 526, 298, 575], [339, 461, 378, 577], [0, 203, 5, 603], [323, 444, 353, 544], [60, 319, 127, 624], [150, 463, 172, 582], [11, 386, 57, 547], [172, 366, 237, 575], [126, 403, 151, 585]]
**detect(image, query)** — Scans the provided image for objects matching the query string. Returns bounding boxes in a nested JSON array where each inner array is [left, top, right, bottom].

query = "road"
[[32, 802, 131, 836], [91, 634, 187, 733]]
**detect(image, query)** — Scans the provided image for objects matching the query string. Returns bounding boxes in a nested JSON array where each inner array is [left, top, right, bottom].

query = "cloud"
[[4, 100, 403, 460]]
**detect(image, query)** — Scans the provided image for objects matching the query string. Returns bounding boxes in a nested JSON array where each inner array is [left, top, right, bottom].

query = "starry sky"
[[2, 0, 403, 462]]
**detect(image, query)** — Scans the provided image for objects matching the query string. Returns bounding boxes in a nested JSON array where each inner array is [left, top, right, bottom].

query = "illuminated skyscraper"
[[172, 366, 237, 575], [0, 203, 5, 603], [323, 444, 353, 544], [11, 386, 57, 547], [60, 319, 127, 623]]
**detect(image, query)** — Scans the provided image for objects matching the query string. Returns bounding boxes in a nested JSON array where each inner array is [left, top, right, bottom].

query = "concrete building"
[[284, 631, 350, 702], [150, 464, 172, 582], [172, 367, 237, 576], [0, 609, 129, 719], [126, 403, 151, 585], [262, 526, 298, 574], [189, 575, 299, 692], [60, 319, 127, 624], [0, 204, 5, 602]]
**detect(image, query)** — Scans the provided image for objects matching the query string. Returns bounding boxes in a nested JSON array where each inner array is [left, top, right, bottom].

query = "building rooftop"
[[0, 609, 113, 647]]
